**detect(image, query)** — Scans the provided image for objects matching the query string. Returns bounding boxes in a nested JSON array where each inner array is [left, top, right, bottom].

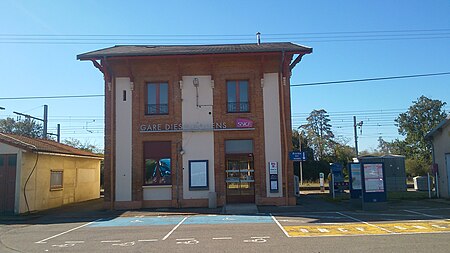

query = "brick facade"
[[89, 50, 308, 209]]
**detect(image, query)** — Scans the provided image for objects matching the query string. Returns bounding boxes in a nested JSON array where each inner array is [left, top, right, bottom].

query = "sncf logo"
[[235, 118, 253, 128]]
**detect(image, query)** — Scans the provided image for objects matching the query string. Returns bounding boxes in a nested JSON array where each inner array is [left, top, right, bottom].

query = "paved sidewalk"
[[2, 193, 450, 222]]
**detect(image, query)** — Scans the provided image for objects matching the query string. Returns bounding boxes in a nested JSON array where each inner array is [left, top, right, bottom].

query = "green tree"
[[300, 109, 335, 160], [330, 137, 355, 167], [0, 117, 43, 138], [376, 137, 407, 155], [63, 138, 103, 154], [395, 95, 447, 165]]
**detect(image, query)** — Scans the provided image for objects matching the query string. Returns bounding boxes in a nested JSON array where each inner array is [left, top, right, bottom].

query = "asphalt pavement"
[[2, 193, 450, 252]]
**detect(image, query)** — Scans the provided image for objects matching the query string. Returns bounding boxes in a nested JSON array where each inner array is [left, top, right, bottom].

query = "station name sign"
[[140, 118, 254, 133], [140, 122, 227, 132]]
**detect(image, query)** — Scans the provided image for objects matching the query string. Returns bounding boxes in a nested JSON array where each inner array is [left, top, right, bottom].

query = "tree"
[[395, 95, 447, 165], [300, 109, 335, 160], [0, 117, 43, 138], [376, 137, 407, 155], [330, 137, 355, 167], [63, 138, 103, 154]]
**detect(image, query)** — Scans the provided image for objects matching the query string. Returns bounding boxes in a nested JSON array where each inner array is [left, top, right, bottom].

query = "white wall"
[[263, 73, 283, 198], [181, 76, 215, 199], [115, 77, 132, 201], [143, 186, 172, 200], [432, 122, 450, 198]]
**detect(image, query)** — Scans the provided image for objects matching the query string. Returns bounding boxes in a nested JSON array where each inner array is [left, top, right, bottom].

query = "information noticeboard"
[[189, 160, 209, 190], [348, 163, 362, 199], [363, 163, 384, 192], [361, 162, 386, 203], [269, 161, 279, 192], [350, 163, 362, 190]]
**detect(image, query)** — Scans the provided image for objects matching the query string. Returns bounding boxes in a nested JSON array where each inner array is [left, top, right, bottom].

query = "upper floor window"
[[146, 82, 168, 115], [227, 80, 249, 113]]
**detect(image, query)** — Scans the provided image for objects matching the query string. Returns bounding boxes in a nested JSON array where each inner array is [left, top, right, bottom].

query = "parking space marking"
[[378, 221, 450, 233], [243, 236, 269, 243], [284, 220, 450, 237], [285, 223, 392, 237], [212, 237, 232, 240], [138, 239, 158, 242], [271, 213, 291, 237], [176, 238, 199, 245], [89, 216, 185, 227], [35, 218, 102, 244], [184, 215, 273, 225], [404, 209, 445, 219], [162, 216, 188, 241], [336, 212, 394, 233]]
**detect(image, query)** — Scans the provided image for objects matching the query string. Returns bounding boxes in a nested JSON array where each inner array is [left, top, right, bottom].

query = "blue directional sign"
[[289, 151, 306, 161]]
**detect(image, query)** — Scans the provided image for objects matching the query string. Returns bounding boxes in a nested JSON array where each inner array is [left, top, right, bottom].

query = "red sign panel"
[[235, 118, 253, 128]]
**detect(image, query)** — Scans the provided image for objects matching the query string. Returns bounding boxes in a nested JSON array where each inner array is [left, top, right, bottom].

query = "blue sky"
[[1, 0, 449, 152]]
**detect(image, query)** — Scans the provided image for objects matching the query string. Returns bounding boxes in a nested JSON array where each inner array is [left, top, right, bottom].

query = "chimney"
[[256, 32, 261, 45]]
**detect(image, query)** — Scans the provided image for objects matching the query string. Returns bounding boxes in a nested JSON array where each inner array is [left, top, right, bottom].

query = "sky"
[[0, 0, 449, 152]]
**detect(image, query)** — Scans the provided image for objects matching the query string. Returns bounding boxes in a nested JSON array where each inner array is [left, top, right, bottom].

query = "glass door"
[[225, 155, 255, 203]]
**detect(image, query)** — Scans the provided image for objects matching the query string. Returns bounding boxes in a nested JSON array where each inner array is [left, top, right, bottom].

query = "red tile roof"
[[0, 133, 103, 158]]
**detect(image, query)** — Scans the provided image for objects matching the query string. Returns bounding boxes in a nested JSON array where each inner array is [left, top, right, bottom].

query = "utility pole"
[[43, 105, 48, 139], [353, 116, 363, 158], [13, 105, 60, 141]]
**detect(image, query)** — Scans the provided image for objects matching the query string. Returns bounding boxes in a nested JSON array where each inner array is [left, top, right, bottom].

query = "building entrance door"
[[0, 154, 17, 214], [225, 155, 255, 203]]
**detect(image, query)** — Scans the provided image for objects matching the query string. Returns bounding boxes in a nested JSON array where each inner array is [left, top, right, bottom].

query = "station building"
[[77, 42, 312, 209]]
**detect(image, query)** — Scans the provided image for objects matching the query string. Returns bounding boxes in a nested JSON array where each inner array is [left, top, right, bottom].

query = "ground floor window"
[[50, 170, 63, 190], [144, 141, 172, 185]]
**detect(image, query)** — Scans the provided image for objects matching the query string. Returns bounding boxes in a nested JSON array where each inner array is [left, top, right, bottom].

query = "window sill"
[[50, 188, 63, 191], [142, 185, 172, 189]]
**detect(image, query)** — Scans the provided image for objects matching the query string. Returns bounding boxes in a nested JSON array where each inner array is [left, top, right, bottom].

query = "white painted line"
[[404, 209, 444, 219], [138, 239, 158, 242], [338, 228, 348, 232], [176, 238, 195, 241], [251, 236, 270, 239], [413, 225, 427, 229], [101, 240, 121, 243], [318, 228, 329, 233], [270, 213, 291, 237], [394, 226, 407, 230], [162, 216, 188, 241], [336, 212, 394, 234], [300, 229, 309, 233], [35, 218, 102, 244], [432, 224, 447, 229], [64, 241, 84, 244], [212, 237, 232, 240]]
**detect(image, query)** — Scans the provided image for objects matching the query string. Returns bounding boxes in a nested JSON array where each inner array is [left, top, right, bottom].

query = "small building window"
[[50, 170, 63, 190], [227, 80, 249, 113], [146, 82, 168, 115]]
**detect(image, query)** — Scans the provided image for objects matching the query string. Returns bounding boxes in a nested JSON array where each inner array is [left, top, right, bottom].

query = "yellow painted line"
[[284, 220, 450, 237], [284, 223, 390, 237], [378, 221, 450, 233]]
